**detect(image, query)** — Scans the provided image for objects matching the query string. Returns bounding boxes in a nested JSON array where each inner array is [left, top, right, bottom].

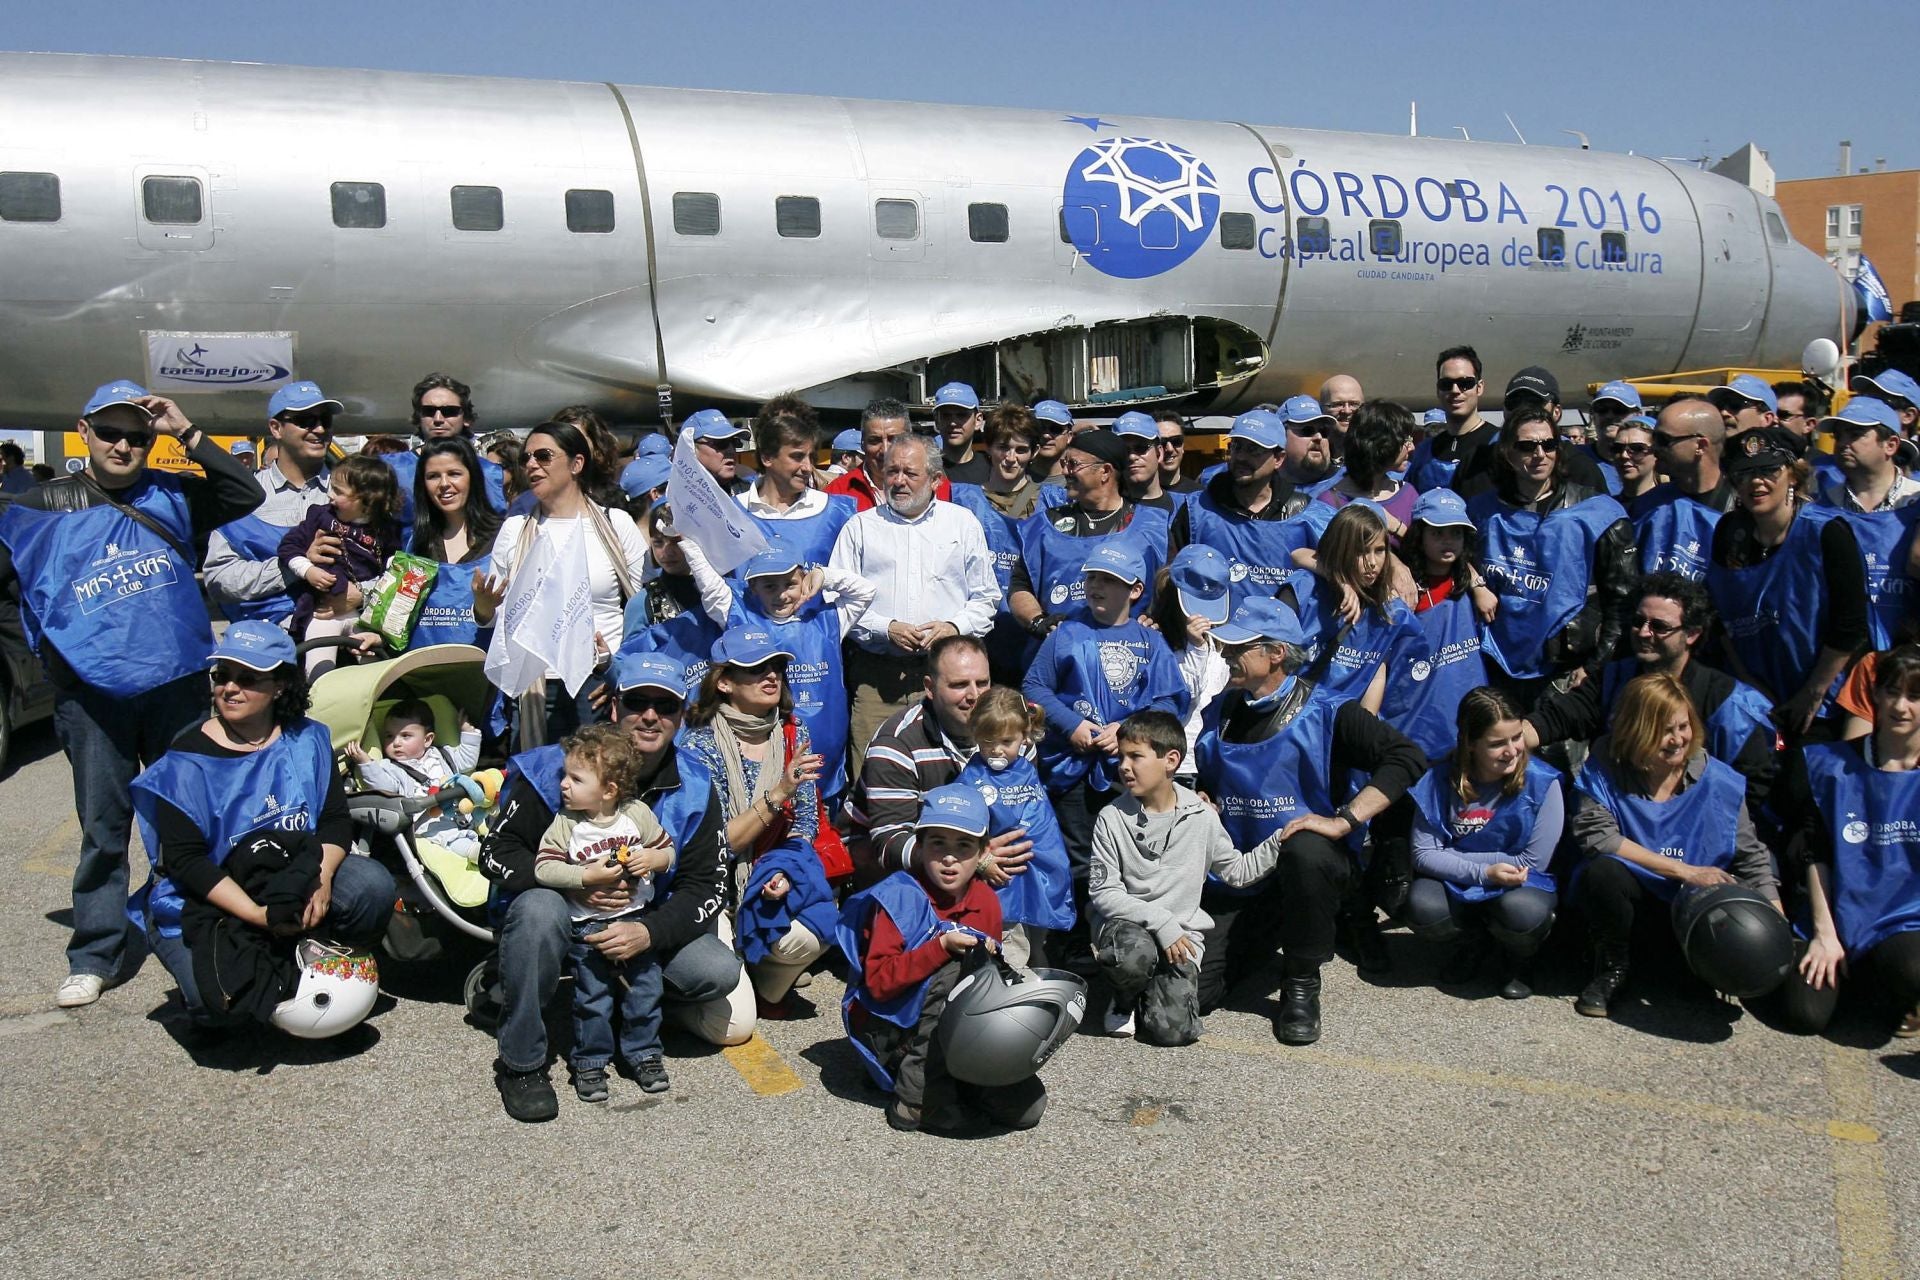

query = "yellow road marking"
[[723, 1032, 805, 1097], [20, 815, 80, 881], [1825, 1044, 1901, 1280]]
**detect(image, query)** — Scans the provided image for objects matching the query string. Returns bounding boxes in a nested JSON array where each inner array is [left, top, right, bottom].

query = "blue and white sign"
[[144, 331, 295, 392], [1062, 135, 1220, 279]]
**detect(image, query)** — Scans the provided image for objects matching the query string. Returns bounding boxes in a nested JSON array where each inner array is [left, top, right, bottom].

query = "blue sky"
[[11, 0, 1917, 180]]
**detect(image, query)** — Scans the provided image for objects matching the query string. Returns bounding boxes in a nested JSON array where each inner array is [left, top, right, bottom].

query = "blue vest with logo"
[[737, 494, 855, 573], [836, 870, 945, 1088], [1706, 506, 1843, 708], [211, 510, 299, 624], [1829, 505, 1920, 649], [1016, 503, 1169, 618], [1284, 571, 1423, 710], [1469, 490, 1627, 679], [0, 474, 213, 696], [1034, 618, 1188, 794], [1409, 761, 1562, 900], [384, 451, 507, 527], [1802, 741, 1920, 955], [128, 719, 336, 937], [1184, 489, 1333, 611], [956, 755, 1075, 931], [1576, 753, 1744, 903], [1382, 593, 1486, 761], [1629, 486, 1723, 582], [728, 592, 848, 801], [1196, 693, 1340, 895], [408, 552, 492, 650]]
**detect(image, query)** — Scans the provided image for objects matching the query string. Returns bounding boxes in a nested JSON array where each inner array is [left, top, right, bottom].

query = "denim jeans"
[[53, 673, 208, 980], [147, 852, 397, 1022], [494, 887, 743, 1073], [569, 921, 664, 1071]]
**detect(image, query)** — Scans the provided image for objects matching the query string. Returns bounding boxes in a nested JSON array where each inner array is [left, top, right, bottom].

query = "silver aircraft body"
[[0, 52, 1850, 430]]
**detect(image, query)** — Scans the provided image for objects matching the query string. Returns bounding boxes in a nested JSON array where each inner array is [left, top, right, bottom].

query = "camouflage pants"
[[1095, 919, 1202, 1046]]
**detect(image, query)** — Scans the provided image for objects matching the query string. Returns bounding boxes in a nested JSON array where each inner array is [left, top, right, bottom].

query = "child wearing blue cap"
[[1382, 488, 1498, 759], [1149, 545, 1235, 782]]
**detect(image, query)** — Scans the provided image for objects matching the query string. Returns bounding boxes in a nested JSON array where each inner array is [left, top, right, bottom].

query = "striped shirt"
[[844, 700, 971, 878]]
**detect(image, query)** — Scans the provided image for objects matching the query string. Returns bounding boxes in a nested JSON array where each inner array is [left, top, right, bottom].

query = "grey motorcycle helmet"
[[936, 953, 1087, 1087]]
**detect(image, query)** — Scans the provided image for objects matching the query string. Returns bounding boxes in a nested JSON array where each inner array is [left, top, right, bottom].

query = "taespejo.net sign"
[[144, 332, 296, 393]]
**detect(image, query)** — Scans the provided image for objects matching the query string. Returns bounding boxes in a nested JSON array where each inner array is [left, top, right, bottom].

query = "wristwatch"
[[1335, 804, 1359, 832]]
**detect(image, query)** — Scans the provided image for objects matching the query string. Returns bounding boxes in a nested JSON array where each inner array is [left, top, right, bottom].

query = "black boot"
[[1440, 934, 1488, 986], [1497, 951, 1536, 1001], [1274, 959, 1323, 1045], [1337, 907, 1392, 976], [1575, 945, 1630, 1017]]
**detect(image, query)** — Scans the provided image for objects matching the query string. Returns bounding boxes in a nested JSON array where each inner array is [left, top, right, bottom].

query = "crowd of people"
[[2, 348, 1918, 1135]]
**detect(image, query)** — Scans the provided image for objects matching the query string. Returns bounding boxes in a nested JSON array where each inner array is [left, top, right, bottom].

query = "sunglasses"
[[729, 658, 785, 679], [209, 664, 272, 688], [1288, 422, 1327, 438], [278, 413, 333, 432], [1509, 438, 1558, 455], [1158, 436, 1186, 450], [526, 448, 563, 466], [1437, 377, 1480, 392], [418, 405, 466, 419], [619, 691, 682, 716], [1651, 431, 1698, 452], [1039, 422, 1075, 436], [89, 421, 155, 448], [1614, 442, 1655, 459], [1125, 439, 1159, 455], [1629, 615, 1684, 638]]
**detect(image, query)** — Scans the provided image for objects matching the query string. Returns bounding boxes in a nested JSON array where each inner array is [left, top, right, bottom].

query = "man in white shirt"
[[829, 434, 1000, 774]]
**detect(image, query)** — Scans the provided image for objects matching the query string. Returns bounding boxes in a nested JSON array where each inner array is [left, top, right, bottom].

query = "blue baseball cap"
[[1824, 396, 1903, 436], [1618, 413, 1657, 432], [710, 625, 796, 669], [1851, 369, 1920, 407], [933, 382, 980, 411], [917, 783, 990, 839], [82, 380, 152, 419], [613, 651, 689, 698], [1033, 400, 1074, 428], [1343, 496, 1389, 524], [1410, 488, 1474, 530], [1111, 410, 1158, 440], [1228, 409, 1286, 450], [267, 380, 343, 419], [1708, 374, 1778, 414], [831, 428, 862, 454], [1420, 408, 1447, 428], [1169, 545, 1231, 625], [1082, 540, 1147, 586], [686, 408, 746, 441], [209, 620, 297, 672], [228, 440, 257, 457], [742, 545, 803, 581], [1278, 395, 1335, 429], [619, 455, 672, 498], [1593, 380, 1643, 411], [1211, 596, 1306, 648], [635, 432, 673, 459]]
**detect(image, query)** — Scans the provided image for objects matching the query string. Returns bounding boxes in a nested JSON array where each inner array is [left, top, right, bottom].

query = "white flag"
[[665, 426, 769, 574], [484, 518, 596, 696]]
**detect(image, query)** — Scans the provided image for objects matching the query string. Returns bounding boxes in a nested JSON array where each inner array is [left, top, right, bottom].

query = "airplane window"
[[1765, 211, 1789, 244], [0, 171, 60, 222], [1296, 217, 1331, 255], [876, 199, 918, 240], [1369, 219, 1402, 258], [776, 196, 821, 239], [969, 203, 1009, 243], [673, 192, 720, 236], [1218, 213, 1255, 250], [451, 185, 504, 232], [143, 175, 204, 225], [1536, 228, 1566, 263], [331, 181, 386, 229], [1600, 231, 1628, 264], [566, 189, 615, 234]]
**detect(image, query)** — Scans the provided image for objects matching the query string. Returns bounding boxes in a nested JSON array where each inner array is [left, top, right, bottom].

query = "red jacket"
[[825, 466, 953, 513], [860, 875, 1002, 1002]]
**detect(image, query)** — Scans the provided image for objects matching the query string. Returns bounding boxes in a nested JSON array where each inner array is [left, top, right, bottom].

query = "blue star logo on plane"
[[1063, 115, 1111, 131], [1061, 135, 1221, 279]]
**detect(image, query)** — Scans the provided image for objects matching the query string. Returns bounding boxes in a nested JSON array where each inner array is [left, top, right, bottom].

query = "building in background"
[[1777, 147, 1920, 343]]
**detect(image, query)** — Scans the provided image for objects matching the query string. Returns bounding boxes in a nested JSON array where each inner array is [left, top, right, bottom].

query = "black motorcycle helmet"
[[1671, 883, 1794, 999]]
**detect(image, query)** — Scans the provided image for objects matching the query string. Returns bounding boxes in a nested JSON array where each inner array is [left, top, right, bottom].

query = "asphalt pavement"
[[1, 721, 1913, 1280]]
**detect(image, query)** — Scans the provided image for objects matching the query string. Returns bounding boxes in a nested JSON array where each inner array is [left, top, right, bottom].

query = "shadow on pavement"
[[145, 994, 384, 1073]]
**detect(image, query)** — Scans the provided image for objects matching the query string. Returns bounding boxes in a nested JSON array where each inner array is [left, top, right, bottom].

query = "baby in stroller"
[[344, 697, 484, 856]]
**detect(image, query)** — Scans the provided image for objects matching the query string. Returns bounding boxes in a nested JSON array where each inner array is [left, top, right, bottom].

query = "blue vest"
[[1382, 593, 1486, 761], [211, 510, 299, 623], [1802, 742, 1920, 955], [1016, 503, 1169, 617], [128, 719, 336, 937], [1034, 618, 1188, 794], [1596, 660, 1774, 766], [836, 871, 944, 1089], [0, 474, 213, 696], [736, 839, 838, 964], [1408, 436, 1460, 492], [408, 552, 492, 650], [619, 608, 722, 693], [508, 744, 567, 817], [729, 593, 848, 801], [505, 742, 706, 899], [384, 450, 507, 527], [1829, 504, 1920, 649], [1285, 571, 1423, 710], [956, 755, 1075, 931], [1196, 693, 1340, 895], [1409, 761, 1562, 900], [1576, 754, 1744, 903], [738, 494, 855, 572], [1706, 506, 1843, 708], [1469, 490, 1628, 679], [1184, 489, 1333, 610], [1629, 487, 1722, 583]]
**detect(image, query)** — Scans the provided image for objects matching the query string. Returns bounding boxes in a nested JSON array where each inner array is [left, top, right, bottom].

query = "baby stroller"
[[303, 640, 503, 1011]]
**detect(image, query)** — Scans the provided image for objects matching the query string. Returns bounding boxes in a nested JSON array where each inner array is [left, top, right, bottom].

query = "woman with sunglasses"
[[407, 436, 504, 649], [487, 420, 650, 743], [1466, 405, 1637, 711], [678, 627, 831, 1018], [1706, 429, 1870, 740], [1608, 415, 1661, 504], [129, 621, 396, 1028]]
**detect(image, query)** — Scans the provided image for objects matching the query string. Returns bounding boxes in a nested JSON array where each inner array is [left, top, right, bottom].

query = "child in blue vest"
[[1024, 541, 1190, 880], [533, 725, 676, 1103], [837, 784, 1046, 1135]]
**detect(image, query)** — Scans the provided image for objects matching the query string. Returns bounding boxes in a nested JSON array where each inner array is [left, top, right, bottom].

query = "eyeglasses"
[[619, 691, 681, 716], [1437, 377, 1480, 392], [1629, 615, 1684, 637], [209, 664, 271, 688], [1651, 431, 1700, 452], [1158, 436, 1186, 451], [417, 405, 466, 419], [730, 659, 785, 679], [1614, 442, 1655, 459], [88, 421, 156, 448], [1508, 438, 1558, 455], [525, 448, 562, 466], [278, 413, 333, 433], [1060, 459, 1112, 476]]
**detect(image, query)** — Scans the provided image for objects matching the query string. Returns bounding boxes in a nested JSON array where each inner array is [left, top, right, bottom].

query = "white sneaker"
[[55, 974, 105, 1008], [1102, 1003, 1136, 1037]]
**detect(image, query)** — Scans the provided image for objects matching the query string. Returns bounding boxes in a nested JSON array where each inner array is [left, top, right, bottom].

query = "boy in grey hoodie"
[[1087, 710, 1285, 1045]]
